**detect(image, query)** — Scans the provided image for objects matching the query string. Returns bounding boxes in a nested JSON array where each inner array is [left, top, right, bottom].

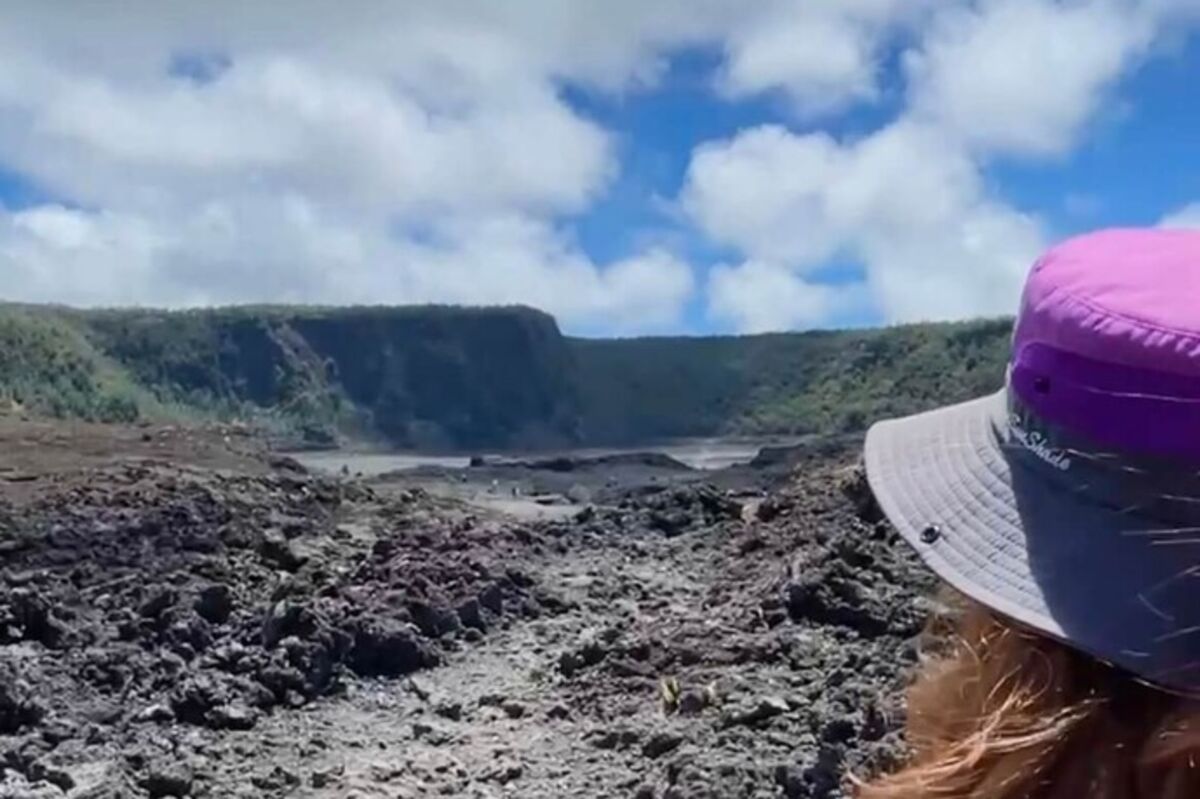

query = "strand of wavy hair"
[[854, 594, 1200, 799]]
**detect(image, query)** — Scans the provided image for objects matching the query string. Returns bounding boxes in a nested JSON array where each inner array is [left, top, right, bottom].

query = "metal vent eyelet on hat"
[[1032, 375, 1051, 394], [920, 524, 942, 544]]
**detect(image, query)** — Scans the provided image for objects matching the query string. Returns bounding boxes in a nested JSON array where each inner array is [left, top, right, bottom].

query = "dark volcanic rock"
[[0, 430, 932, 799], [348, 619, 439, 677], [784, 541, 926, 637], [642, 730, 684, 759], [0, 459, 550, 793], [143, 764, 193, 798], [649, 509, 692, 537], [208, 703, 258, 731], [258, 528, 306, 571], [721, 696, 790, 728], [137, 587, 177, 618], [511, 452, 693, 473], [2, 588, 68, 647], [557, 638, 609, 677], [456, 598, 485, 631], [839, 464, 883, 524], [0, 666, 44, 733], [478, 582, 504, 615], [194, 584, 234, 624]]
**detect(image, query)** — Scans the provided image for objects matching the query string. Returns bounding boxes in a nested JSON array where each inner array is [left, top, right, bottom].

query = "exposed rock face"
[[87, 305, 582, 449]]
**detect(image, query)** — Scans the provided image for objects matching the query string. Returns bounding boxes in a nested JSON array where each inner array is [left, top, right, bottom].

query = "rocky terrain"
[[0, 419, 936, 798]]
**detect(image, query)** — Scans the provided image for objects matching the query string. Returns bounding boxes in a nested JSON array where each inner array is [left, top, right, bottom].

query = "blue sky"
[[570, 34, 1200, 334], [989, 40, 1200, 234], [1, 2, 1198, 336], [565, 45, 913, 333], [0, 167, 52, 210]]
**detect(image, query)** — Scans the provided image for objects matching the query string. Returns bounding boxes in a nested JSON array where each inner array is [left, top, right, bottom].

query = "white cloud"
[[717, 0, 934, 115], [843, 122, 1045, 321], [0, 2, 709, 332], [0, 0, 948, 333], [683, 126, 846, 266], [1160, 202, 1200, 230], [383, 216, 697, 334], [0, 1, 1193, 334], [707, 261, 859, 333], [1, 53, 613, 219], [684, 120, 1044, 326], [905, 0, 1157, 157], [2, 206, 167, 306], [0, 201, 695, 334], [684, 0, 1194, 331]]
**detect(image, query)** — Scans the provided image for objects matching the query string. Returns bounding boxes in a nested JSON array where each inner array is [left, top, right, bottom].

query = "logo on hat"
[[1008, 413, 1072, 472]]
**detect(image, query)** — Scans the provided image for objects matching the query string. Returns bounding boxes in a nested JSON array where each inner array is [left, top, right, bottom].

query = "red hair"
[[856, 594, 1200, 798]]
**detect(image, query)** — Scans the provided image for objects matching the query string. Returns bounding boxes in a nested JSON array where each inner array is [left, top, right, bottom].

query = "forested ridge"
[[0, 303, 1011, 449]]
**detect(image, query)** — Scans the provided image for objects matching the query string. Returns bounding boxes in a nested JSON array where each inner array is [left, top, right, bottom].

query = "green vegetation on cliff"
[[0, 303, 1011, 448], [0, 307, 151, 422], [571, 319, 1012, 443], [80, 305, 579, 448]]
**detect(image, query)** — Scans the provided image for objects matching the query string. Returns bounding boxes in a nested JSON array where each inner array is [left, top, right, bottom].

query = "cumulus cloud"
[[905, 0, 1157, 157], [717, 0, 935, 115], [0, 2, 711, 332], [684, 126, 846, 266], [16, 56, 613, 218], [684, 121, 1044, 326], [0, 1, 1192, 334], [0, 0, 947, 333], [683, 0, 1189, 331], [706, 261, 863, 333], [0, 201, 696, 334]]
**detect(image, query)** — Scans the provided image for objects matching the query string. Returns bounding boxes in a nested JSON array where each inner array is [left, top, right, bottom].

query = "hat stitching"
[[1040, 286, 1200, 349]]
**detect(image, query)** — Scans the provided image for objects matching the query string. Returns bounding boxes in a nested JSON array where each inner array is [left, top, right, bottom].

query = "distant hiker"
[[857, 229, 1200, 798]]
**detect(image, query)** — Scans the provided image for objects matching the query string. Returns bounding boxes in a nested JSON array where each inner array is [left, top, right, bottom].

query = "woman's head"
[[858, 228, 1200, 795], [858, 594, 1200, 799], [865, 228, 1200, 692]]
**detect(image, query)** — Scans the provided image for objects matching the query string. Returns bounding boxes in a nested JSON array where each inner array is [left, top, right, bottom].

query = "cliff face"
[[34, 305, 580, 449], [285, 308, 579, 448], [0, 303, 1011, 449]]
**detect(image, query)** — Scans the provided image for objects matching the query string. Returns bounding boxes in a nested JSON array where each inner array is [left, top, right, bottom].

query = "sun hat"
[[864, 227, 1200, 693]]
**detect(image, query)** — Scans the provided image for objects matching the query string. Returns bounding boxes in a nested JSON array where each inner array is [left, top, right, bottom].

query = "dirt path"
[[198, 472, 935, 798], [0, 423, 934, 798], [233, 533, 707, 797]]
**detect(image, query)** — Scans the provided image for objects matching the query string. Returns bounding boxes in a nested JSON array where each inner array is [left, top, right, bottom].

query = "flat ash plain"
[[0, 419, 936, 798]]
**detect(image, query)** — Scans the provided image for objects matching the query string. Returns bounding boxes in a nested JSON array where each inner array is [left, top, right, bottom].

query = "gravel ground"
[[0, 424, 935, 798]]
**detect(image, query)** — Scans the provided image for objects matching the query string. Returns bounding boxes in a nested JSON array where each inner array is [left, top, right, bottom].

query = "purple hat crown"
[[1011, 228, 1200, 464]]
